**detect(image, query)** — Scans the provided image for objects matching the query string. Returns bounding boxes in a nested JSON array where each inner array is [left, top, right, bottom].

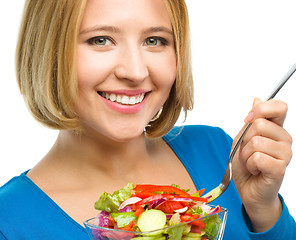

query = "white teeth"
[[139, 94, 144, 102], [116, 95, 122, 102], [101, 92, 145, 105], [109, 93, 116, 102], [121, 96, 129, 104], [129, 96, 136, 105]]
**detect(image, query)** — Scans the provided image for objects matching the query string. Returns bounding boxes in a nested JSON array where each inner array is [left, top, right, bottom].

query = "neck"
[[44, 129, 161, 183]]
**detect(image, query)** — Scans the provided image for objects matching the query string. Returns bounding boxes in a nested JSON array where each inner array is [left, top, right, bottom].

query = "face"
[[76, 0, 176, 142]]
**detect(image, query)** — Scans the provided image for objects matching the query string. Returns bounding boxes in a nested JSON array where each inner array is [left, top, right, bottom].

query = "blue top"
[[0, 125, 295, 239]]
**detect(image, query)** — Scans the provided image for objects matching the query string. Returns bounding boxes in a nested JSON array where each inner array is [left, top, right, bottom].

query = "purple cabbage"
[[118, 206, 133, 213], [148, 198, 166, 209], [94, 211, 110, 227]]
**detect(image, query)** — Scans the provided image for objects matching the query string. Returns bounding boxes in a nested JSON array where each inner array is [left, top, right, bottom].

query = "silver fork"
[[204, 63, 296, 203]]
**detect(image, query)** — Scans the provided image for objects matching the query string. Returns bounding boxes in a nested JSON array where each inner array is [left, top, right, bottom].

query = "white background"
[[0, 1, 295, 218]]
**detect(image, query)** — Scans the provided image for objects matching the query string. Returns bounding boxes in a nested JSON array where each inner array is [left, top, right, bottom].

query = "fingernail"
[[244, 111, 254, 123]]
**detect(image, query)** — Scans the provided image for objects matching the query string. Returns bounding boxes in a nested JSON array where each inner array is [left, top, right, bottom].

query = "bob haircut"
[[16, 0, 194, 138]]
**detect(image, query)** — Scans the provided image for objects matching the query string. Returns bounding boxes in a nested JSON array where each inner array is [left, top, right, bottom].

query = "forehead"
[[80, 0, 172, 30]]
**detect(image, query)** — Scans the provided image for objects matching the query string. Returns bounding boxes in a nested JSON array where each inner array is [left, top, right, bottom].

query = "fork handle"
[[229, 63, 296, 167], [266, 63, 296, 100]]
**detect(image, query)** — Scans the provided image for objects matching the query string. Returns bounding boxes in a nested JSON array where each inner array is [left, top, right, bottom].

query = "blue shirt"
[[0, 125, 295, 239]]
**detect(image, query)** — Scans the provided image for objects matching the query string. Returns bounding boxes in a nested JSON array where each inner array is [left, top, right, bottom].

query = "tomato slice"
[[191, 220, 206, 229], [180, 213, 200, 222], [155, 200, 184, 214]]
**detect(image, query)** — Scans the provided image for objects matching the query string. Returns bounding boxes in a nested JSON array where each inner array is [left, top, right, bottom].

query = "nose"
[[114, 46, 149, 83]]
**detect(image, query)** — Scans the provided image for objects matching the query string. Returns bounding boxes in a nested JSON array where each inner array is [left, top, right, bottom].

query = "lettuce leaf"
[[168, 225, 186, 240], [94, 182, 135, 212], [203, 214, 222, 240], [167, 213, 186, 240], [110, 212, 137, 228]]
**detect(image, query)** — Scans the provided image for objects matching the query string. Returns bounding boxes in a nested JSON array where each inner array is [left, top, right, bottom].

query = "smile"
[[98, 92, 145, 105]]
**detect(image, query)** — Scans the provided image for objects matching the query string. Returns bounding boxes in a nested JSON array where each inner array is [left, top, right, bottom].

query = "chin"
[[108, 127, 145, 143], [82, 124, 146, 143]]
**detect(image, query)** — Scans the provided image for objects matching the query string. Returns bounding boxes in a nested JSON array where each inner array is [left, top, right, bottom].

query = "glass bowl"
[[84, 207, 227, 240]]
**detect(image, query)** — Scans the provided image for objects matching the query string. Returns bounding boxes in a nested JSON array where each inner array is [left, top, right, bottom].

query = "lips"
[[97, 90, 150, 114]]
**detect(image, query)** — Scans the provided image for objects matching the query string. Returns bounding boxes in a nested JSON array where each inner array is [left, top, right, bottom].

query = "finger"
[[245, 151, 288, 179], [239, 136, 292, 168], [245, 98, 288, 127], [240, 118, 293, 150]]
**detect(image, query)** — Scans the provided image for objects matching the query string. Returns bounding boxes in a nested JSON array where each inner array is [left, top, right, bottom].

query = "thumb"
[[244, 97, 263, 123], [253, 97, 263, 107]]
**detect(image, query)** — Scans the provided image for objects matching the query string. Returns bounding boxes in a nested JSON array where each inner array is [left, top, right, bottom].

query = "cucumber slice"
[[137, 209, 167, 235], [185, 232, 203, 238], [182, 236, 201, 240], [183, 231, 205, 240], [132, 236, 166, 240]]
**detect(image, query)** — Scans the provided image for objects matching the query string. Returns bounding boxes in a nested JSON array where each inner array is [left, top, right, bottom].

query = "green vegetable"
[[137, 209, 166, 235], [188, 206, 203, 215], [203, 214, 222, 240], [110, 212, 137, 228], [202, 186, 222, 203], [191, 192, 200, 198], [167, 225, 186, 240], [132, 236, 166, 240], [183, 232, 203, 240], [94, 182, 135, 212], [167, 213, 186, 240], [171, 184, 190, 192]]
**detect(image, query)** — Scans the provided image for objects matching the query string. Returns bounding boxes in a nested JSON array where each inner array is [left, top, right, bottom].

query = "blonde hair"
[[16, 0, 86, 129], [16, 0, 193, 138]]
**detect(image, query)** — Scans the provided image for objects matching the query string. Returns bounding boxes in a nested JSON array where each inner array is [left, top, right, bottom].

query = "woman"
[[0, 0, 295, 239]]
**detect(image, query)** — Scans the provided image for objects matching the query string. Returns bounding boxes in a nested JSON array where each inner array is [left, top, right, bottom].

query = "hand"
[[232, 98, 293, 232]]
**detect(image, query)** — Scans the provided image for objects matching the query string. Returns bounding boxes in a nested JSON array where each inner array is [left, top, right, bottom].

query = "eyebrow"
[[143, 26, 173, 35], [80, 25, 121, 35], [79, 25, 173, 36]]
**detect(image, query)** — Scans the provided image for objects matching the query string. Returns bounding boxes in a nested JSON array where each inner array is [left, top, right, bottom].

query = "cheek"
[[76, 46, 113, 88], [149, 51, 177, 91]]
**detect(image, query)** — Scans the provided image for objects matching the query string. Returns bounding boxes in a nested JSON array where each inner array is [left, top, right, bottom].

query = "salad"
[[91, 183, 224, 240]]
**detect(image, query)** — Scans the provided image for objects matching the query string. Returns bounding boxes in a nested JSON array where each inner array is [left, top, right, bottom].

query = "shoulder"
[[0, 173, 89, 239], [0, 172, 28, 216], [0, 172, 37, 223], [0, 174, 27, 204]]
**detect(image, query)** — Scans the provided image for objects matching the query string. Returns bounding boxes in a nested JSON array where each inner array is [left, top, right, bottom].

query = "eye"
[[144, 37, 168, 46], [87, 36, 114, 47]]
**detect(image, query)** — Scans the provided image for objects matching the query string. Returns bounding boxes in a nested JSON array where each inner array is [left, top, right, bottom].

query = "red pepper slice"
[[134, 184, 207, 203], [133, 207, 144, 217], [135, 185, 191, 196], [133, 184, 156, 191], [187, 196, 208, 203], [132, 191, 157, 199], [120, 221, 136, 231], [198, 188, 205, 197]]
